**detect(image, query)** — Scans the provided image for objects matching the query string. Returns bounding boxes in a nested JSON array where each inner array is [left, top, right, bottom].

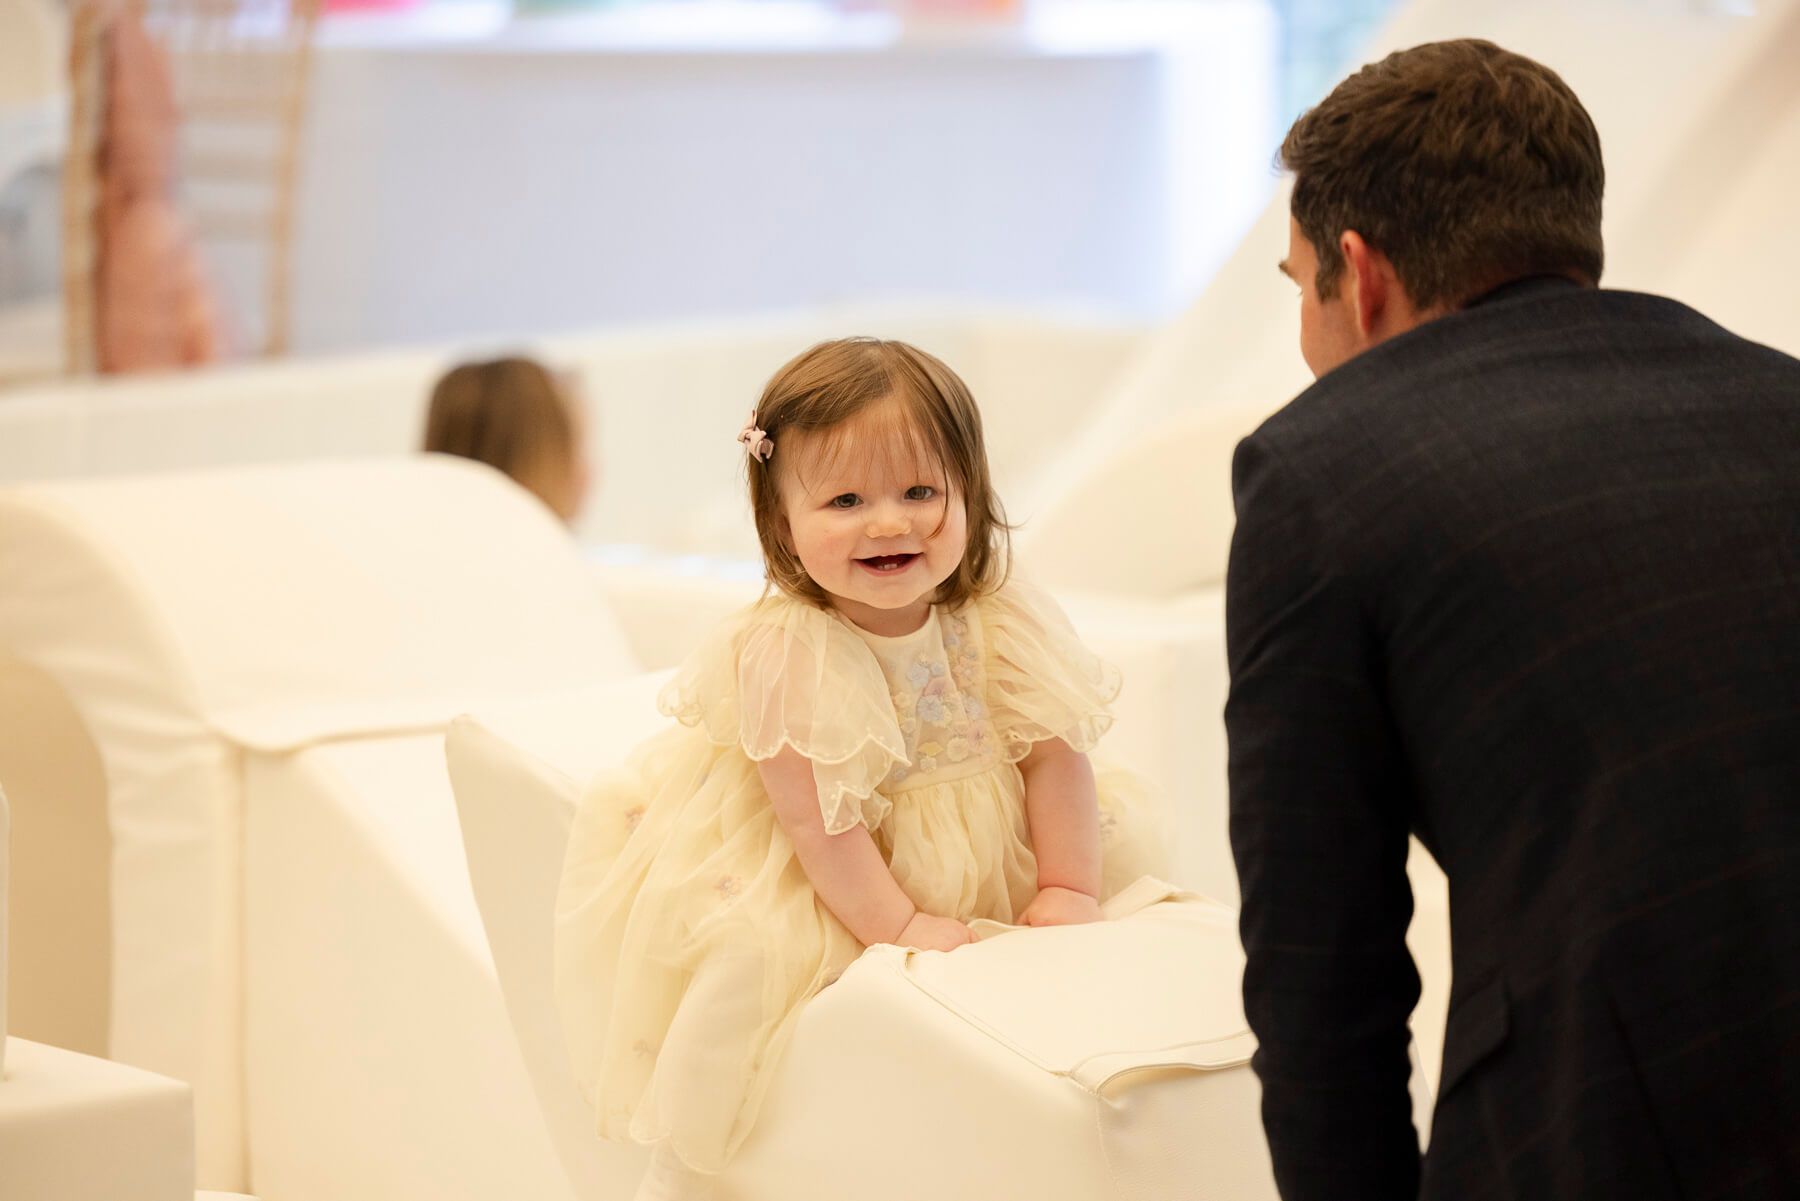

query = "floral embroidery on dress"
[[624, 804, 647, 831], [945, 615, 982, 691], [859, 608, 1001, 791], [715, 875, 743, 902]]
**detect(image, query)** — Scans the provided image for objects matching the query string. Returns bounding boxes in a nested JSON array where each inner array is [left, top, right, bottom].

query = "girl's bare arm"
[[1018, 737, 1104, 924], [757, 745, 970, 948]]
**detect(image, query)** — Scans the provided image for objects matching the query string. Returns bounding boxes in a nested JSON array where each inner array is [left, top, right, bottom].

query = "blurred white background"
[[1, 0, 1415, 368]]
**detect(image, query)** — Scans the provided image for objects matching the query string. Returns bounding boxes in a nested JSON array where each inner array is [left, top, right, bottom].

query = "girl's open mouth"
[[857, 553, 920, 574]]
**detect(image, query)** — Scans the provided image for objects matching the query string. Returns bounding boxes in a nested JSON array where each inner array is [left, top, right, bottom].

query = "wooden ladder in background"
[[62, 0, 321, 372]]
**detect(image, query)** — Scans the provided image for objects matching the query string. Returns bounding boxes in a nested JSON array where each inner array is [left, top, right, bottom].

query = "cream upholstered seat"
[[0, 1036, 195, 1201], [241, 729, 599, 1201], [448, 681, 668, 1200], [0, 456, 637, 1188], [448, 683, 1279, 1201]]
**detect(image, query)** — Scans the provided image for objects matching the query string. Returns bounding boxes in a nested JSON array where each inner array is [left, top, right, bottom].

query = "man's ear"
[[1339, 229, 1391, 338]]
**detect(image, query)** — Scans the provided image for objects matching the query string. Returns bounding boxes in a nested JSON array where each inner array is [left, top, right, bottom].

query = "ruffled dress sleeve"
[[658, 595, 907, 833], [978, 578, 1123, 762]]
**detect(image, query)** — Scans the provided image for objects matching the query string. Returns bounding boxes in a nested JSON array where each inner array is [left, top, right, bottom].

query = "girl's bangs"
[[798, 394, 958, 494]]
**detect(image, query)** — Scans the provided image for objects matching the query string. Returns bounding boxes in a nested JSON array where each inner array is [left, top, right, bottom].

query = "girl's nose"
[[866, 504, 911, 538]]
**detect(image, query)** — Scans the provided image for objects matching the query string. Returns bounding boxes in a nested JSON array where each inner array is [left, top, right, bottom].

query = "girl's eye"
[[829, 494, 861, 510], [905, 485, 936, 502]]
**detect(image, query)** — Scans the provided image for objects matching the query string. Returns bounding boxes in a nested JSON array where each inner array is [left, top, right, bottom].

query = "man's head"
[[1279, 38, 1605, 377]]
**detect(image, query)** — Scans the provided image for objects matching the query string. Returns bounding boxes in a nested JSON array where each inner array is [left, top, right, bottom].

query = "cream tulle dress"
[[553, 579, 1170, 1176]]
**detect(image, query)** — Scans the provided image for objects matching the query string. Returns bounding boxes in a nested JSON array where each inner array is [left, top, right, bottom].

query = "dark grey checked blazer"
[[1224, 276, 1800, 1201]]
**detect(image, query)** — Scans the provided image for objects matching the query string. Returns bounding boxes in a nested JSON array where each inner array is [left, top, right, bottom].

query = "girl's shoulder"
[[964, 576, 1123, 760], [961, 575, 1081, 648], [662, 591, 845, 668], [656, 591, 905, 835], [724, 592, 878, 673], [721, 590, 832, 647], [658, 591, 891, 738]]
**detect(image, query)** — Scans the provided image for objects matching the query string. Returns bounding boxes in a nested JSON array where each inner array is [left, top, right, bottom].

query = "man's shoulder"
[[1247, 282, 1792, 464]]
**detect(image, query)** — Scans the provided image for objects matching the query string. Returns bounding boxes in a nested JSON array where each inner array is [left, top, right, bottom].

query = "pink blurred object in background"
[[904, 0, 1024, 15], [96, 8, 225, 373], [322, 0, 421, 12]]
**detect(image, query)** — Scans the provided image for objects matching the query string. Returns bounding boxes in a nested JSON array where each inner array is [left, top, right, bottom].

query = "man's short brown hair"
[[1280, 38, 1604, 309]]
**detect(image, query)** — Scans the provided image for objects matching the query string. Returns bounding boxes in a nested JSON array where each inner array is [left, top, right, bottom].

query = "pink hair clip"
[[738, 410, 774, 463]]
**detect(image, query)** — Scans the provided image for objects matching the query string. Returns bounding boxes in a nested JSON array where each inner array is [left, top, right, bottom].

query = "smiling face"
[[777, 399, 969, 637]]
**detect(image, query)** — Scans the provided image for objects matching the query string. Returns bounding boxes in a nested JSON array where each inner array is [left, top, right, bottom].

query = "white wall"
[[279, 4, 1277, 353]]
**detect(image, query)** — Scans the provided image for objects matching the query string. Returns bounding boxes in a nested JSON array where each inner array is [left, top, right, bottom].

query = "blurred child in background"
[[424, 356, 591, 525]]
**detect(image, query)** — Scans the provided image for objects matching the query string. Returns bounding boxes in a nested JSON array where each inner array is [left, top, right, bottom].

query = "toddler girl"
[[554, 337, 1168, 1197]]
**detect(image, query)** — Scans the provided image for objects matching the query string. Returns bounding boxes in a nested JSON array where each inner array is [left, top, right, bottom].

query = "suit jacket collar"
[[1463, 273, 1586, 310]]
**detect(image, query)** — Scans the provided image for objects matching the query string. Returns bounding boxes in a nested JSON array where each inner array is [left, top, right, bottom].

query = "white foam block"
[[729, 895, 1277, 1201], [243, 733, 584, 1201], [449, 683, 1284, 1201], [0, 1036, 193, 1201], [0, 457, 639, 1185]]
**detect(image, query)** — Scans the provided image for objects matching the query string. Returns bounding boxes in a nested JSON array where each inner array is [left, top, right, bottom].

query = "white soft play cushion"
[[1019, 401, 1275, 599], [448, 676, 674, 1201], [447, 686, 1281, 1201], [0, 457, 638, 1183], [0, 1036, 194, 1201], [244, 731, 600, 1201]]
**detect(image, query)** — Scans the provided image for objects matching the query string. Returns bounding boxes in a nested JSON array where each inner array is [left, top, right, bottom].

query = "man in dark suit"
[[1226, 38, 1800, 1201]]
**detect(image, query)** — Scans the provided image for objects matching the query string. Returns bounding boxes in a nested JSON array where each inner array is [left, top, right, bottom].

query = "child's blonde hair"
[[747, 337, 1010, 610], [424, 356, 585, 522]]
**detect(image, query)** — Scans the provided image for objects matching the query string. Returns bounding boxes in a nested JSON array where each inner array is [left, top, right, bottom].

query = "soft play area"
[[2, 0, 1797, 1198]]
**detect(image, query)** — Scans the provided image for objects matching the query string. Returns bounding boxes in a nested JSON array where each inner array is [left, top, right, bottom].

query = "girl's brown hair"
[[748, 337, 1010, 609], [423, 356, 583, 521]]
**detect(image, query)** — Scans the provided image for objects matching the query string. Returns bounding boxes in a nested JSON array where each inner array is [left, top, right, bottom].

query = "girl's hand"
[[1021, 885, 1103, 927], [895, 911, 977, 951]]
